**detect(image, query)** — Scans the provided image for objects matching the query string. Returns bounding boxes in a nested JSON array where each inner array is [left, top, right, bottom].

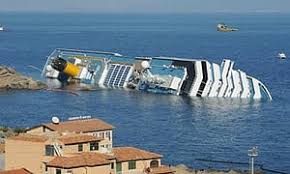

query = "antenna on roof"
[[51, 116, 60, 124]]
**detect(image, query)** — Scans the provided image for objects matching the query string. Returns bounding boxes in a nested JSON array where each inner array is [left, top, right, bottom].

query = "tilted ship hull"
[[42, 48, 272, 100]]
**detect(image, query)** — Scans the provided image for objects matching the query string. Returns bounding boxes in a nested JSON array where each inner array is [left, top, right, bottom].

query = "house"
[[27, 118, 114, 150], [5, 118, 174, 174], [45, 147, 169, 174]]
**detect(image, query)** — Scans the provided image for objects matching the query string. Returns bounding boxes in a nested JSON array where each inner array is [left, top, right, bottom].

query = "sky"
[[0, 0, 290, 13]]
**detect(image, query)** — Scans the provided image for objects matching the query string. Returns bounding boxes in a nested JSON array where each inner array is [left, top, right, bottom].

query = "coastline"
[[0, 66, 46, 90]]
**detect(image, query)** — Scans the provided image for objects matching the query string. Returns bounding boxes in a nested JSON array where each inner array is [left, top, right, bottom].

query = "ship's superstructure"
[[42, 48, 272, 100]]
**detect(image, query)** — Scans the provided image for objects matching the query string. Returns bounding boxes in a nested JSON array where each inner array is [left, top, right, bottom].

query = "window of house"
[[100, 132, 105, 138], [111, 162, 114, 169], [90, 142, 99, 151], [116, 162, 122, 172], [45, 145, 54, 156], [128, 161, 136, 170], [106, 131, 111, 141], [78, 144, 83, 152], [150, 160, 159, 168], [56, 168, 62, 174]]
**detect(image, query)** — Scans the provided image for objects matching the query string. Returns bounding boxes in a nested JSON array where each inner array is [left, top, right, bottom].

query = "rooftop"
[[29, 118, 114, 134], [8, 134, 48, 143], [47, 152, 113, 169], [113, 147, 162, 162], [58, 134, 103, 145], [8, 133, 105, 145], [46, 146, 163, 169], [0, 168, 32, 174]]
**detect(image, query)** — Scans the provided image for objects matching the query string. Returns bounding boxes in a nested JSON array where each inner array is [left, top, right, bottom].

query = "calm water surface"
[[0, 12, 290, 172]]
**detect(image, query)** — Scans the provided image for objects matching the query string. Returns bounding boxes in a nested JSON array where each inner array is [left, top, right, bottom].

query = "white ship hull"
[[42, 48, 272, 100]]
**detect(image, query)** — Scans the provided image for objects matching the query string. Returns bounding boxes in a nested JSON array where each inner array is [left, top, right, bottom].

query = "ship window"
[[104, 64, 131, 87]]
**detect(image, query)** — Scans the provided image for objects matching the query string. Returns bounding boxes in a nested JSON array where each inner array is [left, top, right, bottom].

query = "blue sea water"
[[0, 12, 290, 172]]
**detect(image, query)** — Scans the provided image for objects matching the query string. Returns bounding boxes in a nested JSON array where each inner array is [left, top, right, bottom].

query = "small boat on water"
[[278, 52, 286, 59], [0, 26, 4, 31], [217, 23, 239, 32]]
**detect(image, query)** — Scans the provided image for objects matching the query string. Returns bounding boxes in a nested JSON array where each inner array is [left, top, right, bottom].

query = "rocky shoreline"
[[0, 66, 46, 90], [171, 164, 263, 174]]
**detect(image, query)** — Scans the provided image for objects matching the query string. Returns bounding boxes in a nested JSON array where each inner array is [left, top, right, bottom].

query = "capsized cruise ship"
[[42, 48, 272, 100]]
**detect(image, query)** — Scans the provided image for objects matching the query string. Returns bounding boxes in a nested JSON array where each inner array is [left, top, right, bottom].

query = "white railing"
[[53, 142, 63, 156]]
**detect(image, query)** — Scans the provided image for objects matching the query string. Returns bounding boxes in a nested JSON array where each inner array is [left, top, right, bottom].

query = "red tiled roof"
[[0, 168, 33, 174], [47, 152, 113, 169], [149, 166, 175, 174], [58, 134, 103, 145], [8, 134, 48, 143], [113, 147, 162, 162], [43, 119, 114, 133]]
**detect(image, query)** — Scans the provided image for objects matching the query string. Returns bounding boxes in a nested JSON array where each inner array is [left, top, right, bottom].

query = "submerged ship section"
[[42, 48, 272, 100]]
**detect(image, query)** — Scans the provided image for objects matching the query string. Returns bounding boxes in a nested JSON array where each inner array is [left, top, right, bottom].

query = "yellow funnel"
[[63, 62, 80, 77]]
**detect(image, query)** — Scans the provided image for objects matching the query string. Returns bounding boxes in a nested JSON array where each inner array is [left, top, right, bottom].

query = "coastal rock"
[[0, 66, 46, 90], [172, 165, 263, 174]]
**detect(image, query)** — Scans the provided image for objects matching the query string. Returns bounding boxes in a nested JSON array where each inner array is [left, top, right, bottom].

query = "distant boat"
[[0, 26, 4, 31], [278, 52, 286, 59], [217, 23, 239, 32]]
